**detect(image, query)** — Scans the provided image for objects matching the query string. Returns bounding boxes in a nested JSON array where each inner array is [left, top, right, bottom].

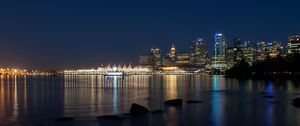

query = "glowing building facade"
[[150, 48, 161, 66], [64, 64, 151, 75], [212, 33, 226, 70], [287, 35, 300, 54], [176, 53, 190, 66], [190, 38, 209, 67]]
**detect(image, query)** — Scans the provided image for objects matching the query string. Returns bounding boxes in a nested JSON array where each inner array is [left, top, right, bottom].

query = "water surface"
[[0, 75, 300, 126]]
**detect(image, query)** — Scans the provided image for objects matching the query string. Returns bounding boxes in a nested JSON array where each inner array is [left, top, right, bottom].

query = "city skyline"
[[0, 0, 300, 69]]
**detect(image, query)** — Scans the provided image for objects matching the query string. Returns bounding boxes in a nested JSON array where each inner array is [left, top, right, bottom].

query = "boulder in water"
[[55, 117, 74, 121], [129, 103, 149, 115], [164, 99, 183, 106], [292, 98, 300, 108]]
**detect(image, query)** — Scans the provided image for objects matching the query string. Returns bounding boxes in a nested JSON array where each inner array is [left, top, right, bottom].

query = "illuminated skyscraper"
[[176, 53, 190, 66], [255, 41, 284, 61], [190, 38, 209, 67], [170, 44, 176, 60], [287, 34, 300, 54], [150, 48, 161, 66], [162, 44, 176, 66], [225, 47, 235, 68], [255, 41, 268, 61], [212, 33, 226, 69]]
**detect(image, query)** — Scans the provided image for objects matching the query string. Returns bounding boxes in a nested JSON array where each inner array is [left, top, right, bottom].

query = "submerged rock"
[[186, 100, 203, 104], [55, 117, 74, 121], [129, 103, 149, 115], [120, 113, 131, 118], [151, 109, 164, 114], [292, 98, 300, 108], [97, 115, 123, 120], [164, 99, 183, 106]]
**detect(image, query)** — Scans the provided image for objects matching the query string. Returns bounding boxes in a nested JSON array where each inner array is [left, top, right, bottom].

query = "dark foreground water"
[[1, 75, 300, 126]]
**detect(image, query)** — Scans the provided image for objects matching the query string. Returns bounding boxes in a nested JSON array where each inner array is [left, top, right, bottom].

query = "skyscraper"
[[212, 33, 226, 69], [176, 53, 190, 66], [287, 34, 300, 54], [190, 38, 209, 67], [150, 48, 161, 66], [170, 44, 176, 60], [162, 44, 176, 66]]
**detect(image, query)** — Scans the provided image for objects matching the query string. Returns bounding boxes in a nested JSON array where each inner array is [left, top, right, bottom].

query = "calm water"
[[1, 74, 300, 126]]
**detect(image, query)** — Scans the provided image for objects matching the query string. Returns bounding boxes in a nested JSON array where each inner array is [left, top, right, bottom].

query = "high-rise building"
[[268, 41, 284, 58], [176, 53, 190, 66], [212, 33, 226, 69], [139, 55, 150, 65], [170, 44, 176, 60], [233, 38, 243, 61], [287, 34, 300, 54], [150, 48, 161, 66], [190, 38, 209, 67], [225, 47, 236, 68], [162, 44, 176, 66], [241, 46, 254, 65], [255, 41, 268, 61], [255, 41, 284, 61], [162, 55, 173, 66]]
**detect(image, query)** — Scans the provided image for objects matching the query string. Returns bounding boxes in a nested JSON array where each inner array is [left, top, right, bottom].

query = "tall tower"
[[150, 48, 161, 66], [170, 44, 176, 60], [190, 38, 209, 67], [213, 33, 226, 69]]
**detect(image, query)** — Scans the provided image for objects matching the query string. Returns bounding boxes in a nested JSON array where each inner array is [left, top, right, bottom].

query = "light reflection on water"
[[0, 75, 300, 125]]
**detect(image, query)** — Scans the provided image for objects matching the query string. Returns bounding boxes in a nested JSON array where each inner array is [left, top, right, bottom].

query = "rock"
[[55, 117, 74, 121], [186, 100, 203, 104], [164, 99, 183, 106], [120, 113, 131, 118], [263, 95, 274, 98], [151, 109, 164, 114], [292, 98, 300, 108], [97, 115, 123, 120], [129, 103, 149, 115]]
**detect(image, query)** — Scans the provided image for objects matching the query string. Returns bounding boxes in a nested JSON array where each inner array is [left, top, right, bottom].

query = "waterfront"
[[1, 75, 300, 126]]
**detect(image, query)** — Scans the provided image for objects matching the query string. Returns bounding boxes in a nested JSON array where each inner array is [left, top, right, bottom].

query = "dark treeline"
[[225, 54, 300, 80]]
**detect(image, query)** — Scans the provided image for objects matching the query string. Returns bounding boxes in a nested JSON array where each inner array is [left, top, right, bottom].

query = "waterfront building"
[[267, 41, 284, 58], [241, 46, 254, 65], [212, 33, 226, 70], [139, 54, 150, 65], [233, 38, 243, 62], [150, 48, 161, 66], [176, 53, 190, 66], [162, 44, 176, 66], [255, 41, 268, 61], [162, 54, 173, 66], [190, 38, 209, 67], [255, 41, 284, 61], [170, 44, 176, 61], [225, 47, 236, 68], [287, 34, 300, 54], [64, 64, 151, 75]]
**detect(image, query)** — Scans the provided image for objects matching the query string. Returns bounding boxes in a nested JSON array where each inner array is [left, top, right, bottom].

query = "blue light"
[[267, 42, 273, 46]]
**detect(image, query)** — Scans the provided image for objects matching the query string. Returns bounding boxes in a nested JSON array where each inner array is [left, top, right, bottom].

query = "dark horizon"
[[0, 0, 299, 70]]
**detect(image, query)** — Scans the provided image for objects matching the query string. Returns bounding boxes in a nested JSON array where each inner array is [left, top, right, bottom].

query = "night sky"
[[0, 0, 299, 70]]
